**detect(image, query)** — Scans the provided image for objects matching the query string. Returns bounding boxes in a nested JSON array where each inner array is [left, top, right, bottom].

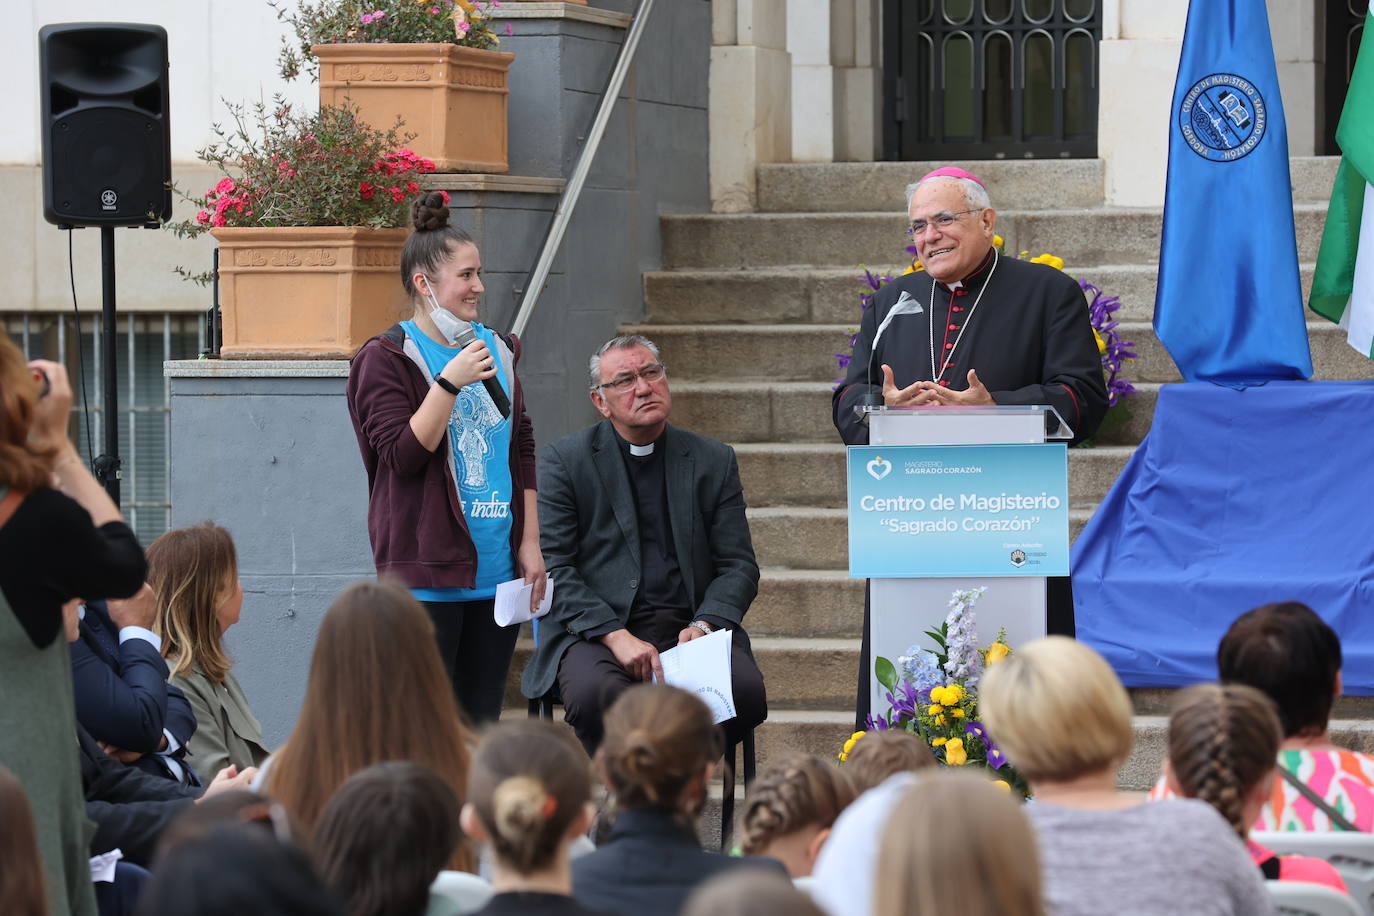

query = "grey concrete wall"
[[166, 3, 712, 744]]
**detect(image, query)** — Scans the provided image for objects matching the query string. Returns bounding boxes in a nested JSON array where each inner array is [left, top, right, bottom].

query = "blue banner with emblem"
[[1153, 0, 1313, 386], [846, 444, 1070, 579]]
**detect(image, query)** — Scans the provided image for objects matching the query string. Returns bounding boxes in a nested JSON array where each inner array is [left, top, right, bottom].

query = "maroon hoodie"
[[345, 322, 536, 588]]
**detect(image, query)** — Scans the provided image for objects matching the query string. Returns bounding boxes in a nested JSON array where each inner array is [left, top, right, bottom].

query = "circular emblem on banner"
[[1178, 73, 1266, 162]]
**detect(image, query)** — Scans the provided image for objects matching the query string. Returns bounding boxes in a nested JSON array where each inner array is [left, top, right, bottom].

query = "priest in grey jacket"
[[522, 335, 767, 754]]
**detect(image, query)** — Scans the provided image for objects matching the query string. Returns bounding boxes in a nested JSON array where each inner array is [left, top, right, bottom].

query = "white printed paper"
[[493, 574, 553, 627], [656, 628, 737, 724], [90, 849, 123, 883]]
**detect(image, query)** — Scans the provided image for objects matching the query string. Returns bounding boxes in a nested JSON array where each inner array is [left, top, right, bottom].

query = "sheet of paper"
[[90, 849, 123, 883], [493, 574, 553, 627], [656, 628, 736, 724]]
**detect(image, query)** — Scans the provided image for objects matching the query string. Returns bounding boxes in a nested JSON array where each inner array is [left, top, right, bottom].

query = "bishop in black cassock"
[[831, 167, 1109, 726]]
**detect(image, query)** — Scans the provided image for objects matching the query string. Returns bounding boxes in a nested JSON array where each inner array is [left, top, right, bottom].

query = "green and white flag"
[[1311, 12, 1374, 358]]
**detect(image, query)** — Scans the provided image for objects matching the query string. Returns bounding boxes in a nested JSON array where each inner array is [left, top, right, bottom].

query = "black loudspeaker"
[[39, 23, 171, 227]]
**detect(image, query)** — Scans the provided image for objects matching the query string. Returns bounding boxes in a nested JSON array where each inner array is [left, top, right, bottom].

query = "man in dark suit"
[[522, 335, 767, 754], [70, 586, 199, 785]]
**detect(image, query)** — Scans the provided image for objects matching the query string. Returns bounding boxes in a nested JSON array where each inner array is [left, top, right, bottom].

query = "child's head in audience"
[[462, 720, 593, 883], [1166, 683, 1282, 838], [842, 729, 936, 794], [265, 581, 475, 868], [980, 636, 1133, 787], [739, 754, 855, 877], [874, 771, 1044, 916], [598, 685, 721, 823], [314, 762, 461, 916], [682, 870, 827, 916], [1218, 601, 1341, 739], [133, 823, 342, 916], [0, 765, 46, 916], [147, 521, 241, 682]]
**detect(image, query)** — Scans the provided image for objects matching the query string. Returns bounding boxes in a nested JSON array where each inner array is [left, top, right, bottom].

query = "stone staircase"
[[623, 155, 1374, 790]]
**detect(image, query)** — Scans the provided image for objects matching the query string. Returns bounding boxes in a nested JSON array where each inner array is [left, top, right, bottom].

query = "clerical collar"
[[941, 248, 996, 293], [629, 442, 655, 457]]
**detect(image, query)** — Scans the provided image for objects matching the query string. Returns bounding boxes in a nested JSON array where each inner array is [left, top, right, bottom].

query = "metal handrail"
[[508, 0, 657, 339]]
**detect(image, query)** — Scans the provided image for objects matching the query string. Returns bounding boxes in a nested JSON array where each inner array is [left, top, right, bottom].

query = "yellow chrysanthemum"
[[993, 780, 1011, 791], [932, 737, 948, 747], [1029, 253, 1065, 271], [901, 260, 923, 276], [985, 641, 1011, 666], [935, 715, 948, 726], [927, 704, 944, 716], [941, 684, 965, 705], [993, 234, 1004, 248], [950, 708, 966, 718], [945, 738, 968, 766]]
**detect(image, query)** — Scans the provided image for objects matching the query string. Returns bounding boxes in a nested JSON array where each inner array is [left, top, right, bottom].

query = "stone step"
[[1120, 321, 1374, 384], [752, 637, 861, 710], [747, 506, 1096, 570], [661, 204, 1328, 270], [754, 157, 1338, 214], [643, 262, 1320, 328], [757, 159, 1106, 213], [736, 442, 1134, 509], [748, 569, 863, 638]]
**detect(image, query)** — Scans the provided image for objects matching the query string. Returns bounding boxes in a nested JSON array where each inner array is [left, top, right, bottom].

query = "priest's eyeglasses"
[[908, 209, 983, 236], [593, 363, 667, 392]]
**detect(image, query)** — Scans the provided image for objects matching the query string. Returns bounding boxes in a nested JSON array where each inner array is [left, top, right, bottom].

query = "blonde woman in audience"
[[738, 754, 855, 878], [1166, 684, 1347, 893], [981, 637, 1273, 916], [682, 871, 826, 916], [1152, 602, 1374, 831], [873, 771, 1045, 916], [572, 685, 785, 916], [842, 729, 935, 795], [264, 581, 477, 871], [461, 720, 603, 916], [315, 762, 468, 916], [147, 523, 268, 785]]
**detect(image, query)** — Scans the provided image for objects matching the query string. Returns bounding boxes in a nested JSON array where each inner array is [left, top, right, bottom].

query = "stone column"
[[710, 0, 791, 212], [830, 0, 881, 162], [1268, 0, 1320, 156], [788, 0, 834, 162]]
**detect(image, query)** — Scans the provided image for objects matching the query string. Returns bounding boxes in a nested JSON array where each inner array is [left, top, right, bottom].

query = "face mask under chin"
[[423, 281, 468, 345]]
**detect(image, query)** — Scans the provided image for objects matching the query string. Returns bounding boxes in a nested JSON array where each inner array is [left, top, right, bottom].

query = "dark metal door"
[[882, 0, 1101, 160], [1324, 0, 1368, 155]]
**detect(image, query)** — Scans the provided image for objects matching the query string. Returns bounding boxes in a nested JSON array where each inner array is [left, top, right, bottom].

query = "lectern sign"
[[846, 444, 1070, 578]]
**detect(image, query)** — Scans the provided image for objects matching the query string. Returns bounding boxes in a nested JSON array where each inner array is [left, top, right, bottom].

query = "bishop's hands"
[[881, 366, 995, 407]]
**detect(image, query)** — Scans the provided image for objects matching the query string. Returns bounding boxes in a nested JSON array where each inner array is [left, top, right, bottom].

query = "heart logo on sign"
[[867, 456, 892, 481]]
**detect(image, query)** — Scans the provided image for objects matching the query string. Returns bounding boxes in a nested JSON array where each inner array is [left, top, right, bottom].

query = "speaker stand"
[[93, 226, 121, 504]]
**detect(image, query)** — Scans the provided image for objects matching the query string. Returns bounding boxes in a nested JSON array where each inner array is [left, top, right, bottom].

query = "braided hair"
[[1167, 683, 1282, 838], [739, 755, 856, 856]]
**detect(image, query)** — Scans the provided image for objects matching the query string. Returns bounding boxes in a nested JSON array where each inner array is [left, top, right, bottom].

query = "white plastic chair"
[[1268, 881, 1365, 916], [430, 871, 495, 915], [1253, 831, 1374, 915]]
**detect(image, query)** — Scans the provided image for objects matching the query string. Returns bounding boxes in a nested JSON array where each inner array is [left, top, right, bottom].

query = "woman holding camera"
[[0, 334, 146, 916], [346, 192, 543, 725]]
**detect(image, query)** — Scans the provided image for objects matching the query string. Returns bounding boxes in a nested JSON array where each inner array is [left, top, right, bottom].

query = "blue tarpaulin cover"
[[1072, 381, 1374, 694]]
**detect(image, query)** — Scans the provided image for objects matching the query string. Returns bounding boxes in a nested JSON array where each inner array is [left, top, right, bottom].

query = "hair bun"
[[412, 191, 451, 232]]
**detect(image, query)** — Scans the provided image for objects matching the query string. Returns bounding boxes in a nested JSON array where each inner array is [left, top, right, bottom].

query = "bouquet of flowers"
[[834, 240, 1137, 440], [848, 587, 1029, 796], [272, 0, 505, 81]]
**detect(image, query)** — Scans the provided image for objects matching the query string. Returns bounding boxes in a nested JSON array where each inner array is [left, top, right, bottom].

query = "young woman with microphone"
[[346, 191, 544, 725]]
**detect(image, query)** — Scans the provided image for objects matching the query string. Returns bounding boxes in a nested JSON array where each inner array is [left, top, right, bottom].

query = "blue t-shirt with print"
[[401, 320, 515, 602]]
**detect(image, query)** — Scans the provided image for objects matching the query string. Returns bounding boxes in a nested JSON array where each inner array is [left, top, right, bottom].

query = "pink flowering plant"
[[272, 0, 505, 80]]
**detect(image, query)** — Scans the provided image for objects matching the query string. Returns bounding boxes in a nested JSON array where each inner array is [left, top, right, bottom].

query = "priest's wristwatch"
[[688, 619, 715, 637]]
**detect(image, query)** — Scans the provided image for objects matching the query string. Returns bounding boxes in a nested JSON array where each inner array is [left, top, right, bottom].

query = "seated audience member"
[[1167, 683, 1347, 892], [264, 581, 477, 870], [1153, 601, 1374, 831], [315, 762, 467, 916], [682, 871, 826, 916], [738, 754, 855, 878], [147, 523, 268, 785], [980, 637, 1272, 916], [461, 720, 603, 916], [131, 823, 343, 916], [875, 771, 1044, 916], [0, 764, 48, 916], [71, 587, 199, 786], [0, 340, 146, 916], [843, 729, 935, 795], [573, 686, 786, 916], [154, 790, 289, 859]]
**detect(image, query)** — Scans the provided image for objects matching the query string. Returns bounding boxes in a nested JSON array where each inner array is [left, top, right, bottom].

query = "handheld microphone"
[[863, 291, 926, 410], [454, 323, 512, 419]]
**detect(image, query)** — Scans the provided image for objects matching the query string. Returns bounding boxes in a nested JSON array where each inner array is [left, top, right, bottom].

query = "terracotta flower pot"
[[314, 43, 515, 173], [212, 226, 410, 359]]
